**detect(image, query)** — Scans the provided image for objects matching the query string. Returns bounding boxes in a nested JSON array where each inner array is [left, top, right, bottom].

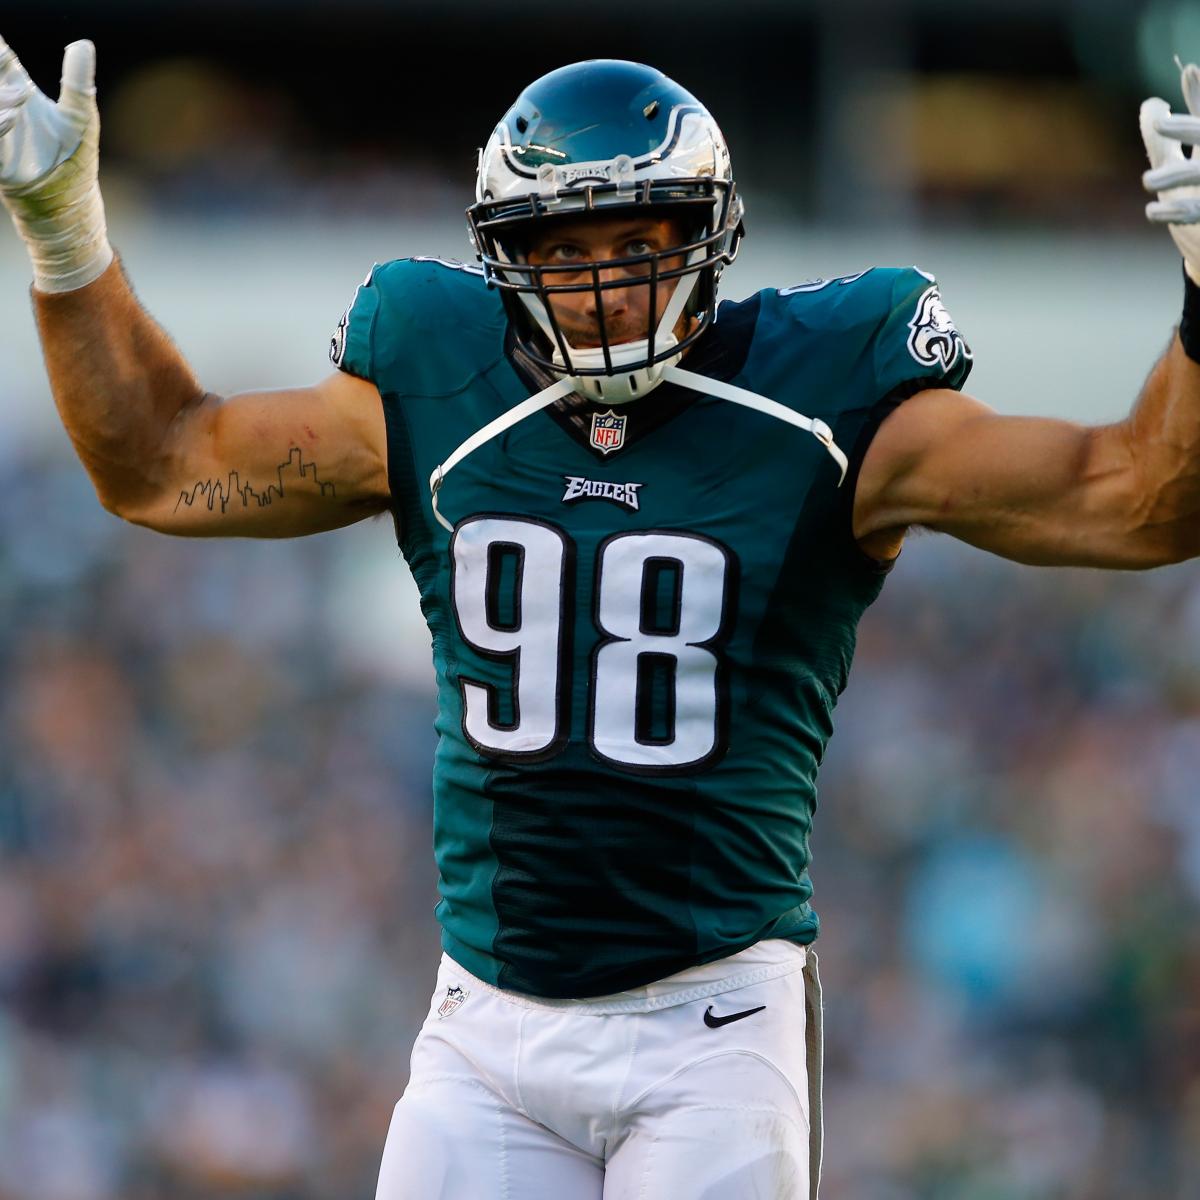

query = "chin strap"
[[662, 366, 848, 483], [428, 369, 848, 533], [430, 377, 575, 532]]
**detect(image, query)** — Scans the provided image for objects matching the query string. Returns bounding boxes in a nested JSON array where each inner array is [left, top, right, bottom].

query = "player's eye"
[[624, 239, 653, 257], [547, 243, 584, 262]]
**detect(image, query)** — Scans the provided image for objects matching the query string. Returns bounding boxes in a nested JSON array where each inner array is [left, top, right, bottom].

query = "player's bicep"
[[853, 388, 1155, 568], [128, 370, 390, 537]]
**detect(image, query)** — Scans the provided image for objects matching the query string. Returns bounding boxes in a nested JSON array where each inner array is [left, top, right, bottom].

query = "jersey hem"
[[438, 940, 810, 1014]]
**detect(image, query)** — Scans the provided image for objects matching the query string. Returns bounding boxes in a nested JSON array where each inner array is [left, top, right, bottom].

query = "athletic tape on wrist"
[[2, 116, 113, 293], [1180, 264, 1200, 364]]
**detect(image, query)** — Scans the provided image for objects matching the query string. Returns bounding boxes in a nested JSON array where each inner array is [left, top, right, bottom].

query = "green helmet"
[[467, 60, 745, 404]]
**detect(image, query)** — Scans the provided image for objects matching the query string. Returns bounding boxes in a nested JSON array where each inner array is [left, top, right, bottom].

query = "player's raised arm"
[[33, 265, 390, 537], [0, 35, 390, 537], [853, 61, 1200, 572]]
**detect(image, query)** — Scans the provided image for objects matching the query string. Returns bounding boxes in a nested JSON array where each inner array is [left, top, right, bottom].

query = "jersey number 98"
[[450, 516, 734, 773]]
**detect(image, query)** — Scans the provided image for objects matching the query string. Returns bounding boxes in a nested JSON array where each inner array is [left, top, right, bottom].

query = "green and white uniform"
[[334, 258, 971, 1000]]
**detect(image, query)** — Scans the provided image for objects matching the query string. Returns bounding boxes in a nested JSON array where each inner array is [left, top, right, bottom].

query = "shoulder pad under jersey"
[[753, 266, 973, 409], [330, 257, 506, 396]]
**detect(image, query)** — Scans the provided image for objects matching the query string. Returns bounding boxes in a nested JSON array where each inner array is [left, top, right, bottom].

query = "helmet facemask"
[[470, 182, 739, 404]]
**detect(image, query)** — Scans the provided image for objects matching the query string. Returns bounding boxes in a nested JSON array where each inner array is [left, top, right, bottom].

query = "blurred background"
[[1, 1, 1199, 1197]]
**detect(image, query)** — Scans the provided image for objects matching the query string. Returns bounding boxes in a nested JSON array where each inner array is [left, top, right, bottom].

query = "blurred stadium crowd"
[[0, 465, 442, 1200], [1, 467, 1198, 1199], [3, 0, 1200, 1197]]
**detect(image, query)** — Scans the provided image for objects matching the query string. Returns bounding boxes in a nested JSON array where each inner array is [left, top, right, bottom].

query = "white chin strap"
[[428, 366, 848, 533], [549, 257, 698, 405], [553, 332, 680, 404]]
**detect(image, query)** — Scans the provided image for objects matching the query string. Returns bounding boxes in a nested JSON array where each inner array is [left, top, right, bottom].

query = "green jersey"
[[333, 258, 971, 998]]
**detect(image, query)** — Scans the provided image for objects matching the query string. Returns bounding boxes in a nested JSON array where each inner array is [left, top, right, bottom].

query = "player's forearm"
[[1120, 332, 1200, 563], [32, 254, 209, 517], [1138, 64, 1200, 563]]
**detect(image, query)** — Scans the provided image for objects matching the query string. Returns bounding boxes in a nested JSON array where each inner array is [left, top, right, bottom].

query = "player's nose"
[[584, 266, 631, 318]]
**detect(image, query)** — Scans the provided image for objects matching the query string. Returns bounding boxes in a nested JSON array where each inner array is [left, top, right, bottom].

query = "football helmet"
[[467, 59, 744, 404]]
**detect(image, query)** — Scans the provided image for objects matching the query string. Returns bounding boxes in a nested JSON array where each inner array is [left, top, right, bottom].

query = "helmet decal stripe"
[[492, 102, 709, 182]]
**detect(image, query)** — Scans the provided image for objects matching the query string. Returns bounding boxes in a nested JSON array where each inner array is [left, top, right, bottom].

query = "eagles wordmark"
[[562, 476, 644, 511]]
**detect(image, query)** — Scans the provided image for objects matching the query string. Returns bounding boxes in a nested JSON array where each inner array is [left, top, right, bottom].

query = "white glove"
[[0, 35, 112, 292], [1142, 60, 1200, 286]]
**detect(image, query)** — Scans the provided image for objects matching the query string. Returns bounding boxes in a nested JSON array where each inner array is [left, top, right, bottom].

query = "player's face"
[[523, 213, 693, 350]]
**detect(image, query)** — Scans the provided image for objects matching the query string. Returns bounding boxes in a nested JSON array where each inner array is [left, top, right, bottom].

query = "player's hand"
[[0, 34, 112, 292], [1142, 59, 1200, 285]]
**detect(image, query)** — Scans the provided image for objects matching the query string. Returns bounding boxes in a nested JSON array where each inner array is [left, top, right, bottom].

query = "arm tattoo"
[[175, 447, 336, 515]]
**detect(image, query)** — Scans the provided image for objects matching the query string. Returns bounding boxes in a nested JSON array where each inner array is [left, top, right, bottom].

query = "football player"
[[4, 36, 1200, 1200]]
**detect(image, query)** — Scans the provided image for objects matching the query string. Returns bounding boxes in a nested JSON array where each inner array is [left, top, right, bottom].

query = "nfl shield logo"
[[590, 409, 626, 455], [437, 985, 468, 1019]]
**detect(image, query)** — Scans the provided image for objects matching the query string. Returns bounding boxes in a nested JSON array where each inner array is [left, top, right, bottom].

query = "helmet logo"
[[589, 409, 627, 454]]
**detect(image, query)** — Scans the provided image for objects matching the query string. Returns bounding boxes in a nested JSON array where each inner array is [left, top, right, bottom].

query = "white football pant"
[[375, 940, 824, 1199]]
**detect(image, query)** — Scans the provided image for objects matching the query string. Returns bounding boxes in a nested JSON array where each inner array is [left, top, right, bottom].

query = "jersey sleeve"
[[329, 266, 381, 381], [753, 266, 974, 569], [843, 269, 972, 565], [873, 267, 972, 399], [759, 265, 972, 411], [327, 257, 505, 396]]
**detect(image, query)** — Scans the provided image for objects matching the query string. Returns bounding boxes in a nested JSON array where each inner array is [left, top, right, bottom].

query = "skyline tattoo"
[[175, 446, 336, 515]]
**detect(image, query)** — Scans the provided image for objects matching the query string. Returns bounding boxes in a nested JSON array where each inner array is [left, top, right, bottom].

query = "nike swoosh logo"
[[703, 1004, 766, 1029]]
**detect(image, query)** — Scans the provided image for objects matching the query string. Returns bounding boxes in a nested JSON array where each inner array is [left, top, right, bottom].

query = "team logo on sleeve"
[[590, 410, 627, 454], [437, 985, 469, 1018], [330, 266, 377, 367], [907, 285, 969, 371], [329, 308, 349, 367], [562, 476, 644, 511]]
